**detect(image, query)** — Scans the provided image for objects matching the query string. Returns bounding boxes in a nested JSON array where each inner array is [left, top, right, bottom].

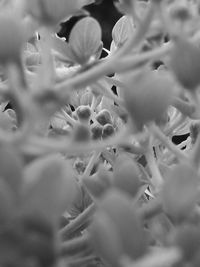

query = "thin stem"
[[165, 114, 187, 138], [94, 81, 124, 107], [104, 76, 127, 89], [60, 109, 76, 127], [59, 203, 95, 241], [81, 151, 101, 180], [37, 28, 56, 89], [145, 136, 163, 192], [65, 255, 97, 266], [126, 248, 182, 267], [138, 198, 162, 221], [56, 56, 115, 91], [172, 97, 195, 117], [23, 125, 129, 156], [190, 134, 200, 168], [60, 234, 91, 256], [117, 0, 156, 57], [5, 64, 36, 144], [148, 123, 188, 162], [56, 42, 171, 98]]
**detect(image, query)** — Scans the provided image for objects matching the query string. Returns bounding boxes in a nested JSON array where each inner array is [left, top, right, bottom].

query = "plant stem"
[[37, 27, 56, 89], [65, 255, 97, 266], [60, 109, 76, 127], [116, 0, 156, 57], [60, 234, 91, 256], [24, 125, 129, 155], [59, 203, 95, 240], [126, 248, 182, 267], [172, 97, 195, 117], [81, 151, 101, 180], [190, 134, 200, 168], [138, 198, 162, 221], [148, 123, 188, 162], [145, 136, 163, 192]]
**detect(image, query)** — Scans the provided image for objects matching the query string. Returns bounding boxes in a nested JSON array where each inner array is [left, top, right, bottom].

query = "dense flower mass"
[[1, 0, 200, 267]]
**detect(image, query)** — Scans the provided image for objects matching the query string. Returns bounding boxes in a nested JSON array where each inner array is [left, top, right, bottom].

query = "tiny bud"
[[102, 124, 115, 139], [96, 109, 112, 126], [76, 105, 91, 122]]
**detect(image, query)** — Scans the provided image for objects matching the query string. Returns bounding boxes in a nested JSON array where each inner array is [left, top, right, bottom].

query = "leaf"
[[69, 17, 102, 65], [112, 16, 135, 47], [23, 154, 78, 224]]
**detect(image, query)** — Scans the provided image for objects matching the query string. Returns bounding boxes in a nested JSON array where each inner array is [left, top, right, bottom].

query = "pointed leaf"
[[23, 154, 78, 224], [69, 17, 102, 65]]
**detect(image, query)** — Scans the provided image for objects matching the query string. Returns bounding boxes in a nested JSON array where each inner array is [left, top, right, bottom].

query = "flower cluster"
[[0, 0, 200, 267]]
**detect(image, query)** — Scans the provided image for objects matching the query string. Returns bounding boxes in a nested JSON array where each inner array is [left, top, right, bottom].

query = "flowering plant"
[[0, 0, 200, 267]]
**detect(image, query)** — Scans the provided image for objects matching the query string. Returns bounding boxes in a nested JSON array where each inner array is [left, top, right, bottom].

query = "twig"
[[145, 136, 163, 192], [137, 198, 162, 221], [116, 0, 157, 57], [148, 123, 188, 162], [65, 255, 97, 266], [60, 234, 91, 256], [59, 203, 96, 240], [81, 151, 101, 180], [125, 247, 182, 267], [23, 125, 129, 155]]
